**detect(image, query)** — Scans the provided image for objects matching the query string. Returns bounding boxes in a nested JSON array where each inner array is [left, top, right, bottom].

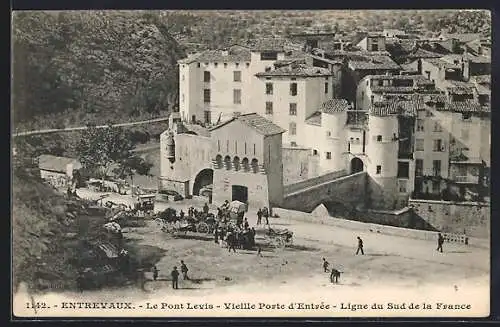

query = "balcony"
[[452, 175, 479, 184]]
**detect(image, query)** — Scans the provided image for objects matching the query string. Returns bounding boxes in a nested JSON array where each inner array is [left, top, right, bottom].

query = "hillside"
[[12, 11, 185, 132]]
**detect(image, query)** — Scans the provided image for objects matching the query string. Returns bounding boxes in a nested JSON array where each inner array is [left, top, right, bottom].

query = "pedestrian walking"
[[437, 233, 444, 253], [152, 265, 159, 281], [356, 236, 364, 255], [263, 208, 269, 226], [257, 246, 262, 257], [180, 260, 189, 280], [171, 266, 179, 289], [214, 228, 219, 243], [228, 232, 237, 253], [257, 209, 262, 225], [322, 258, 330, 272]]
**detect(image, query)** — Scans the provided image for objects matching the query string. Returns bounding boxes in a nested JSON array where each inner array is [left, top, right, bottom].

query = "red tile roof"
[[38, 155, 79, 173], [178, 45, 251, 64], [255, 63, 332, 77], [321, 99, 352, 114], [210, 113, 286, 136]]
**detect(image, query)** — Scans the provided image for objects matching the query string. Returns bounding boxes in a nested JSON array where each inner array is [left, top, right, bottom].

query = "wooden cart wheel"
[[154, 218, 164, 229], [196, 222, 209, 234]]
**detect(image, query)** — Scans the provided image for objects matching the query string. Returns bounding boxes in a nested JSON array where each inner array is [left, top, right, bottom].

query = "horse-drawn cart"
[[255, 227, 293, 250], [153, 208, 216, 236]]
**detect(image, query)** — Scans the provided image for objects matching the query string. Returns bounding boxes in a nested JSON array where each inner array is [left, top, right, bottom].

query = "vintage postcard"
[[11, 9, 491, 318]]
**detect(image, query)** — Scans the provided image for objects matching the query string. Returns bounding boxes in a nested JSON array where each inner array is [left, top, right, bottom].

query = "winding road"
[[12, 116, 170, 137]]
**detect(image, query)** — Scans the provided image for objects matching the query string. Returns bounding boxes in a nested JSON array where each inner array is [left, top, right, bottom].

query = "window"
[[204, 111, 211, 124], [233, 89, 241, 104], [197, 63, 201, 68], [326, 152, 332, 160], [226, 140, 229, 152], [290, 142, 297, 147], [416, 119, 424, 132], [246, 63, 250, 68], [313, 149, 318, 156], [462, 112, 472, 121], [265, 102, 273, 115], [182, 74, 185, 81], [203, 89, 211, 103], [378, 80, 383, 86], [376, 135, 382, 142], [266, 83, 273, 95], [398, 179, 408, 193], [433, 139, 443, 152], [235, 63, 239, 68], [182, 93, 185, 103], [326, 131, 331, 137], [290, 83, 298, 96], [461, 128, 469, 141], [371, 43, 379, 51], [204, 71, 210, 82], [244, 142, 247, 154], [224, 63, 228, 68], [376, 165, 382, 174], [253, 143, 256, 155], [416, 139, 424, 151], [432, 160, 441, 177], [324, 82, 329, 94], [415, 159, 423, 177], [433, 121, 443, 132], [233, 71, 241, 82], [214, 62, 218, 68], [289, 103, 297, 116], [397, 161, 410, 178], [235, 140, 238, 153], [217, 140, 221, 152], [432, 180, 440, 193], [260, 51, 278, 61], [289, 122, 297, 135]]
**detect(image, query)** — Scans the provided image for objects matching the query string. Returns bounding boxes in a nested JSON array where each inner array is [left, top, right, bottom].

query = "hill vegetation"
[[12, 11, 185, 132]]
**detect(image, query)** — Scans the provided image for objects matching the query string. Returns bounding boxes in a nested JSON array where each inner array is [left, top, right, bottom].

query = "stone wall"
[[212, 169, 270, 209], [282, 147, 313, 185], [281, 171, 366, 212], [408, 199, 490, 238], [284, 169, 348, 195], [273, 207, 488, 248], [158, 178, 189, 198]]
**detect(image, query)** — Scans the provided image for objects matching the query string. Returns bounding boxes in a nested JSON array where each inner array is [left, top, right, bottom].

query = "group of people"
[[151, 260, 190, 290]]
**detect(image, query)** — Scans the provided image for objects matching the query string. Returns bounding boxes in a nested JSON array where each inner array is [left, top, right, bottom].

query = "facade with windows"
[[255, 64, 334, 146]]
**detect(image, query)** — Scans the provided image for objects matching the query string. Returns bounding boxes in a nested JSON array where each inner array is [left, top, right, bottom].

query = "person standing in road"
[[437, 233, 444, 253], [257, 209, 262, 225], [152, 265, 159, 281], [180, 260, 189, 280], [171, 266, 179, 289], [322, 258, 330, 272], [356, 236, 364, 255]]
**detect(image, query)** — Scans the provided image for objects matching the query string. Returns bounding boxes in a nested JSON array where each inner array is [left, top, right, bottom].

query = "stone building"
[[160, 113, 285, 210]]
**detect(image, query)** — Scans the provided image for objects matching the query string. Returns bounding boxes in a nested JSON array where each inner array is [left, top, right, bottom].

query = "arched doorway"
[[192, 169, 214, 196], [350, 157, 364, 174]]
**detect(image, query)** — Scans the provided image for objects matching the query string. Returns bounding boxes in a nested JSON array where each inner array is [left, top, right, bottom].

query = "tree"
[[75, 125, 151, 182]]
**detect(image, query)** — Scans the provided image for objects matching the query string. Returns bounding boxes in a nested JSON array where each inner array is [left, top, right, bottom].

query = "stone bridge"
[[280, 171, 367, 213]]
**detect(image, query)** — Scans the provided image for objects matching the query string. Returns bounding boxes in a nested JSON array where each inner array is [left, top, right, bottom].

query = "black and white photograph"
[[11, 9, 491, 318]]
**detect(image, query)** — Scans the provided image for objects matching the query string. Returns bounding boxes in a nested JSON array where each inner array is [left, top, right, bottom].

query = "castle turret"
[[366, 109, 399, 209], [319, 99, 350, 173]]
